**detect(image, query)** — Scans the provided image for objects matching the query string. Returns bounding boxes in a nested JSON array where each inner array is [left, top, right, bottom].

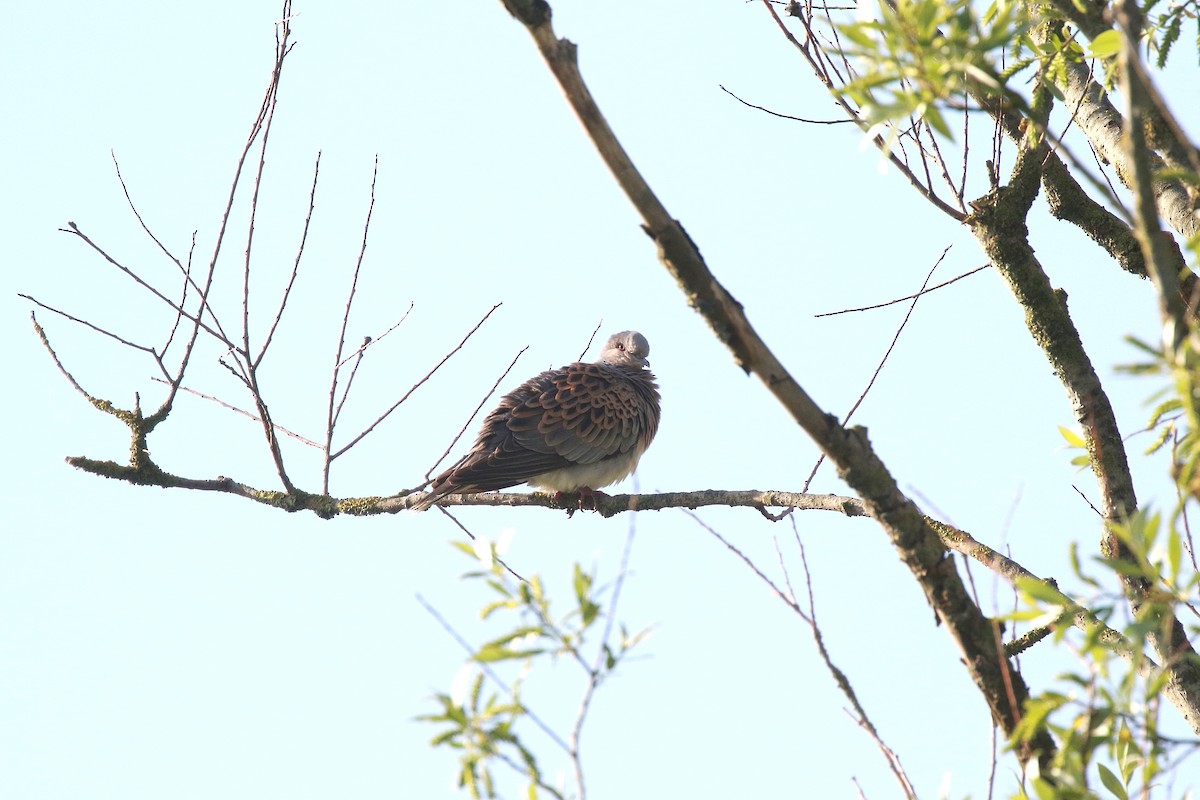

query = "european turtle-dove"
[[414, 331, 660, 510]]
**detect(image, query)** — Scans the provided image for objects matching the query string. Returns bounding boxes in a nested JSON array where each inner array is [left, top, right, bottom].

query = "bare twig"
[[718, 84, 850, 125], [689, 503, 916, 797], [148, 376, 322, 448], [332, 303, 502, 461], [803, 248, 949, 491], [814, 264, 988, 317], [111, 154, 236, 352], [336, 305, 413, 368], [794, 527, 916, 799], [757, 0, 969, 220], [257, 151, 321, 367], [59, 222, 234, 352], [323, 157, 380, 492], [21, 296, 164, 367], [415, 593, 571, 755], [423, 344, 529, 485], [435, 509, 527, 583], [577, 321, 603, 362]]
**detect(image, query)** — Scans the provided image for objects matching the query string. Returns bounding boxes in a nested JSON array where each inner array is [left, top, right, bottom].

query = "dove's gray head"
[[597, 330, 651, 369]]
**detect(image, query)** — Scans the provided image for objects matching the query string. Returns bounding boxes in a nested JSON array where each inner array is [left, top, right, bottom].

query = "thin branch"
[[689, 505, 916, 797], [331, 303, 502, 461], [794, 526, 916, 800], [111, 152, 184, 268], [415, 593, 572, 756], [111, 154, 237, 350], [420, 344, 528, 488], [257, 150, 321, 367], [814, 264, 987, 316], [567, 514, 640, 800], [235, 6, 300, 493], [59, 222, 234, 351], [336, 304, 413, 368], [21, 296, 164, 366], [757, 0, 968, 220], [323, 157, 380, 492], [577, 322, 603, 362], [686, 510, 807, 617], [803, 248, 949, 491], [160, 233, 197, 358], [433, 509, 527, 583], [718, 84, 851, 124], [148, 376, 322, 448]]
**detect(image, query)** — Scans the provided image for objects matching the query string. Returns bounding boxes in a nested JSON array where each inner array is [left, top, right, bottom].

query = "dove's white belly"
[[526, 452, 642, 492]]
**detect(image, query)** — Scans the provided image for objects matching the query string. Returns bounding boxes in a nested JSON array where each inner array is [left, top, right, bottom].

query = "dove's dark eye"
[[617, 343, 625, 351]]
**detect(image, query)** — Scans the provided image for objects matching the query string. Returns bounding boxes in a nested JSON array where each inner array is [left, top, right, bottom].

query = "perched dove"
[[414, 330, 660, 510]]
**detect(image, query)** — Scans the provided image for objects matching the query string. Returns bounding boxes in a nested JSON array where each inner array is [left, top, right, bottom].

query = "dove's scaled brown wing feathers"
[[415, 331, 660, 510]]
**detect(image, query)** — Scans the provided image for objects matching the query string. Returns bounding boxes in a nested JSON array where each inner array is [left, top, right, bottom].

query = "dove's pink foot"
[[555, 487, 610, 513]]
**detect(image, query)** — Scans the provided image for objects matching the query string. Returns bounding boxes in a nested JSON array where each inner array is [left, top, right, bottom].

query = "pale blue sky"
[[4, 1, 1197, 798]]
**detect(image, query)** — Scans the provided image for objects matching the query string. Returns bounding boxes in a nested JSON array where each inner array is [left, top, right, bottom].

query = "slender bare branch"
[[423, 345, 528, 484], [814, 263, 990, 317], [332, 303, 502, 461], [718, 84, 850, 125], [22, 297, 164, 367], [323, 157, 381, 492], [803, 249, 951, 491], [415, 593, 572, 756], [336, 304, 413, 368], [148, 376, 322, 448], [257, 151, 321, 367]]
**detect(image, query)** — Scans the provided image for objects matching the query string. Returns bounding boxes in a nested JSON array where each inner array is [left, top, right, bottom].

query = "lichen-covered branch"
[[1036, 26, 1198, 242], [967, 122, 1139, 525]]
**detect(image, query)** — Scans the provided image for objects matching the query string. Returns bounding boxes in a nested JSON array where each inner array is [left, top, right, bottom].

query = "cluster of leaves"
[[1143, 0, 1200, 68], [1016, 312, 1200, 799], [1122, 327, 1200, 513], [835, 0, 1033, 139], [833, 0, 1198, 143], [418, 538, 651, 800], [1009, 511, 1199, 796]]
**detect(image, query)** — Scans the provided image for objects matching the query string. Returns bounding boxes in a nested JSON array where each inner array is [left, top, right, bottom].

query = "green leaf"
[[1031, 776, 1060, 800], [1097, 763, 1127, 800], [481, 598, 517, 620], [839, 22, 882, 49], [1166, 529, 1183, 581], [480, 626, 544, 651], [1146, 667, 1172, 698], [1155, 14, 1182, 68], [1088, 30, 1122, 58], [474, 644, 545, 663], [1095, 556, 1155, 579], [1017, 576, 1065, 604], [1058, 425, 1086, 447], [1123, 335, 1163, 357], [1143, 424, 1173, 456], [430, 729, 461, 747], [921, 102, 953, 138]]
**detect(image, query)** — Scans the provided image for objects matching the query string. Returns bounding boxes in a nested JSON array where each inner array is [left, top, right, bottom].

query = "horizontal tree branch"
[[70, 449, 1196, 723]]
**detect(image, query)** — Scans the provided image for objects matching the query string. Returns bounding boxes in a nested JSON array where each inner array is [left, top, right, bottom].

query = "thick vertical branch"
[[1110, 2, 1200, 728], [968, 107, 1139, 525], [1114, 4, 1188, 349]]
